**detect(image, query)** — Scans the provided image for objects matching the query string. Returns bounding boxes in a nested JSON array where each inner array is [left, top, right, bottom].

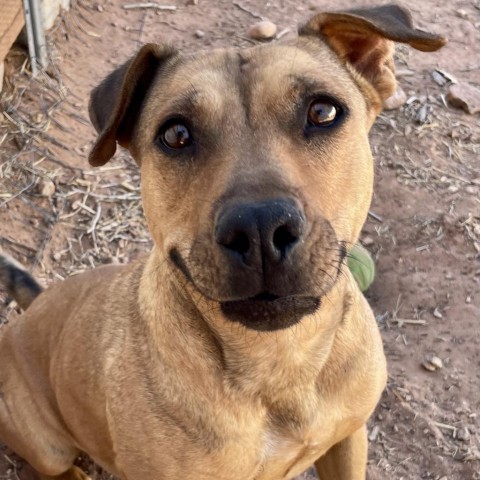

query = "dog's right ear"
[[88, 44, 177, 167], [300, 5, 446, 111]]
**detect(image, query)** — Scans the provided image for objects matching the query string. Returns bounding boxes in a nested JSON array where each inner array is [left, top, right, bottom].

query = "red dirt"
[[0, 0, 479, 479]]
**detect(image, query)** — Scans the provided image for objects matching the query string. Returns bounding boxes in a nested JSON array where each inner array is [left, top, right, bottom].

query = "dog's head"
[[88, 5, 445, 331]]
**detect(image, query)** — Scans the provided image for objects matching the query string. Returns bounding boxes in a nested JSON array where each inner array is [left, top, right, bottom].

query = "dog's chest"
[[251, 406, 335, 480], [256, 428, 324, 479]]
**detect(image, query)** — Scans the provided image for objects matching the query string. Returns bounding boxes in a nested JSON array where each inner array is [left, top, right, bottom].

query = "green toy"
[[347, 243, 375, 292]]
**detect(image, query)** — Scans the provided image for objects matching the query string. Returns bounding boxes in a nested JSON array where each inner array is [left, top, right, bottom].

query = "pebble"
[[383, 87, 407, 110], [432, 70, 447, 87], [194, 30, 205, 39], [433, 307, 443, 319], [422, 355, 443, 372], [368, 425, 380, 442], [362, 235, 374, 247], [457, 427, 471, 441], [37, 178, 56, 197], [248, 21, 277, 41], [447, 82, 480, 114]]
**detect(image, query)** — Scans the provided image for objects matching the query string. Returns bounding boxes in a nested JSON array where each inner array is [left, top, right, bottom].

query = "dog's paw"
[[68, 467, 92, 480], [37, 466, 92, 480]]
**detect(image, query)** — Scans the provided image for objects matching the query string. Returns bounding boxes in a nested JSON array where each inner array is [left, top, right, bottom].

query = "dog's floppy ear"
[[300, 4, 446, 106], [88, 43, 177, 167]]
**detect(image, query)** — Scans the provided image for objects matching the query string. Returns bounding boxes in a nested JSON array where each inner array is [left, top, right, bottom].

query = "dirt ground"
[[0, 0, 479, 479]]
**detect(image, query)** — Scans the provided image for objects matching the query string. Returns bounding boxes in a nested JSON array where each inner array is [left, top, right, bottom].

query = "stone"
[[457, 427, 471, 441], [422, 354, 443, 371], [37, 178, 56, 197], [383, 87, 407, 110], [248, 21, 277, 41], [194, 30, 205, 39], [447, 83, 480, 114]]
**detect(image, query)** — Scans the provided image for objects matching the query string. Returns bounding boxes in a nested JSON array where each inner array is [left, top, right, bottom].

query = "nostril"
[[273, 225, 298, 255], [225, 231, 250, 256]]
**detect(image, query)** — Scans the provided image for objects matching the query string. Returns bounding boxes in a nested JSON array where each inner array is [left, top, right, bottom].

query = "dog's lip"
[[220, 294, 321, 331]]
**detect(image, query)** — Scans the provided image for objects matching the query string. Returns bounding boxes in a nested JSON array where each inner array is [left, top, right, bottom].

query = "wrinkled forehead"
[[144, 41, 361, 121]]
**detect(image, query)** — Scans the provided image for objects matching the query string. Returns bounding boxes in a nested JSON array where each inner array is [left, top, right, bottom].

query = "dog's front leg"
[[314, 425, 367, 480]]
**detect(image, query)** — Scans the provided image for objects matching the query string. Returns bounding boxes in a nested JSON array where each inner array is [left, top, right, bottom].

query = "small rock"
[[194, 30, 205, 38], [457, 427, 471, 441], [416, 104, 429, 124], [456, 9, 468, 19], [466, 295, 471, 304], [188, 0, 198, 4], [422, 354, 443, 372], [368, 425, 380, 442], [96, 4, 103, 12], [362, 235, 374, 247], [248, 20, 277, 41], [383, 87, 407, 110], [447, 83, 480, 114], [432, 70, 447, 87], [466, 185, 479, 195], [37, 178, 56, 197], [433, 307, 443, 319]]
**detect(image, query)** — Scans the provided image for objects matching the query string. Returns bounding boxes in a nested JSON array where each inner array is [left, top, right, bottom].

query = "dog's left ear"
[[300, 4, 446, 107], [88, 44, 177, 167]]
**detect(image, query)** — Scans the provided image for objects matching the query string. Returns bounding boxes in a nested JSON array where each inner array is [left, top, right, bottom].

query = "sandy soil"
[[0, 0, 479, 479]]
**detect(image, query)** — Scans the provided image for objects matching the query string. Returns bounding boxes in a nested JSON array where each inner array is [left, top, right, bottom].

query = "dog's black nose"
[[215, 198, 305, 266]]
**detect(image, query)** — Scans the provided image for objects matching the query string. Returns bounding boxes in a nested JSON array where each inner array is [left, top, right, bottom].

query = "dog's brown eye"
[[307, 100, 338, 126], [162, 123, 192, 149]]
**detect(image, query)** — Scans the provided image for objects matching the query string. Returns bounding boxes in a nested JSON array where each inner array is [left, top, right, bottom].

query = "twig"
[[87, 204, 102, 234], [393, 318, 427, 326], [368, 210, 383, 223], [430, 166, 472, 185], [123, 3, 177, 10]]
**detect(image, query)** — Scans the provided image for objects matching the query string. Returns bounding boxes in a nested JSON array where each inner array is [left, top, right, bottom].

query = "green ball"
[[347, 243, 375, 292]]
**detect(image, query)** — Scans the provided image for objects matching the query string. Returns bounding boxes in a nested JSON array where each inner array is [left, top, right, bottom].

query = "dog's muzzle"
[[214, 198, 320, 330]]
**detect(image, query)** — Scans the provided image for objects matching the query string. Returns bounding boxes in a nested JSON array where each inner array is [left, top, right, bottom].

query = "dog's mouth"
[[220, 292, 321, 331], [169, 248, 323, 331]]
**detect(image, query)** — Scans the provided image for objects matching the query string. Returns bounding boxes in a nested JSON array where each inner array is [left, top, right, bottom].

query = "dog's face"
[[88, 5, 445, 331], [137, 43, 373, 330]]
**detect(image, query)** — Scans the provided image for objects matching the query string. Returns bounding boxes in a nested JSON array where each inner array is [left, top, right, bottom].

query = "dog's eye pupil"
[[162, 123, 192, 149], [307, 101, 337, 126]]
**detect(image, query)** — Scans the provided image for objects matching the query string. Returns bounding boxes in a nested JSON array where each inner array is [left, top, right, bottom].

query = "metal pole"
[[21, 0, 48, 76], [21, 0, 38, 76], [29, 0, 48, 69]]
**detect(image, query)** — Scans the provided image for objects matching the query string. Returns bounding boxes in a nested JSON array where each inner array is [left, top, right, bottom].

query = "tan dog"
[[0, 5, 445, 480]]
